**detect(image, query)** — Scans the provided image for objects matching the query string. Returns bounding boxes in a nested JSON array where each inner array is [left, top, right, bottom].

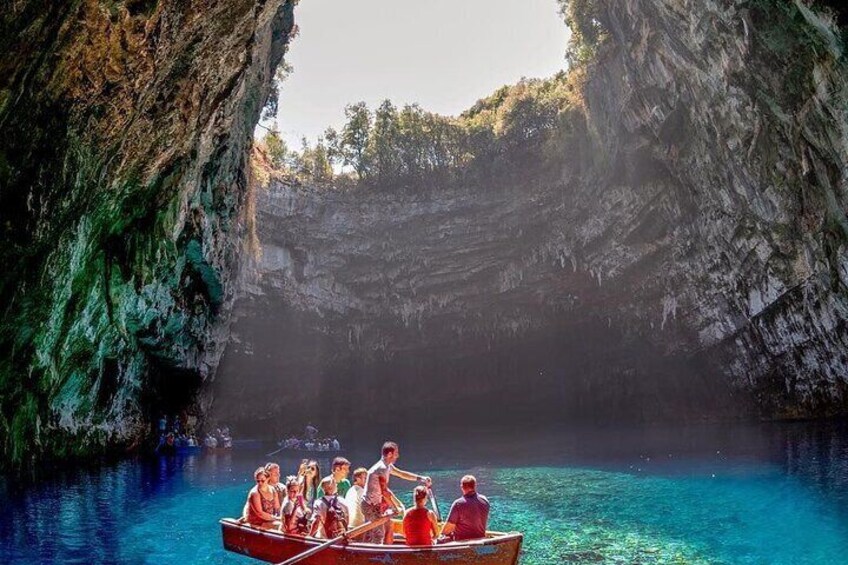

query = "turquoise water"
[[2, 422, 848, 563]]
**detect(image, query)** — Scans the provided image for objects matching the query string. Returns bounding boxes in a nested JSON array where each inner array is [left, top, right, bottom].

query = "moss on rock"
[[0, 0, 296, 470]]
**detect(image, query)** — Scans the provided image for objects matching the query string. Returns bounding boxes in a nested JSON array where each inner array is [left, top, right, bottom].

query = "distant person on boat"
[[332, 437, 341, 450], [361, 441, 432, 545], [220, 427, 233, 449], [309, 477, 350, 539], [345, 467, 368, 528], [318, 457, 351, 498], [157, 433, 176, 456], [243, 467, 282, 529], [440, 475, 490, 542], [281, 476, 310, 535], [403, 485, 439, 546], [158, 414, 167, 436], [265, 463, 284, 503], [305, 423, 318, 440]]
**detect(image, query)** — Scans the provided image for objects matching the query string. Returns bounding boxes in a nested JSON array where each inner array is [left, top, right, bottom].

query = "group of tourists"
[[240, 441, 490, 546], [155, 412, 233, 454], [279, 436, 341, 452], [203, 428, 233, 449]]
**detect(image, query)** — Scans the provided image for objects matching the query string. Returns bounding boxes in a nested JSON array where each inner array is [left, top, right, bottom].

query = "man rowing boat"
[[361, 441, 431, 544]]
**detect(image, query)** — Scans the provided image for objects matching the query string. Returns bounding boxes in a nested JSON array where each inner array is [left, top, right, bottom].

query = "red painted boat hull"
[[220, 518, 523, 564]]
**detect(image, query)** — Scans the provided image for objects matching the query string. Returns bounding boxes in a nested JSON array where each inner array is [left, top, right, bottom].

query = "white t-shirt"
[[345, 484, 365, 527], [363, 459, 393, 505]]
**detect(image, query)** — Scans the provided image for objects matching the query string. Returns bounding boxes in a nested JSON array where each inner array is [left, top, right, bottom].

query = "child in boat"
[[281, 476, 310, 535], [317, 457, 351, 498], [403, 486, 438, 546], [309, 477, 350, 539], [344, 467, 368, 528], [244, 467, 282, 529]]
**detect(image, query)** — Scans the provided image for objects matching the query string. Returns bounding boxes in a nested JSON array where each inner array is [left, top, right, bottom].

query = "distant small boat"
[[220, 518, 523, 564], [276, 438, 341, 453], [277, 445, 341, 453]]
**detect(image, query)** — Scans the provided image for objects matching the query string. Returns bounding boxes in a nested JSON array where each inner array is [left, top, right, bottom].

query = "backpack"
[[322, 495, 348, 538]]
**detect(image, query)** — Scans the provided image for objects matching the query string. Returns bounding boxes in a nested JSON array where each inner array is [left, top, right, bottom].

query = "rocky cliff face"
[[2, 0, 845, 465], [0, 0, 296, 467], [214, 0, 847, 432]]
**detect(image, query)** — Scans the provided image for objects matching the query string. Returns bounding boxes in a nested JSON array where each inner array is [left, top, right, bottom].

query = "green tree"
[[369, 99, 402, 182], [264, 127, 290, 169], [340, 102, 372, 179], [557, 0, 608, 64], [295, 137, 333, 183], [397, 104, 428, 179], [324, 126, 342, 167]]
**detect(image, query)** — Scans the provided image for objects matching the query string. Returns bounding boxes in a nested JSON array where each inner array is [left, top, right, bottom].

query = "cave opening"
[[142, 360, 204, 428], [210, 0, 602, 435], [208, 0, 848, 438]]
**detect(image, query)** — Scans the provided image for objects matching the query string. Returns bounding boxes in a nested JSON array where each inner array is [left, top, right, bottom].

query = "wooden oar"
[[274, 512, 393, 565], [265, 446, 283, 457], [428, 487, 442, 523]]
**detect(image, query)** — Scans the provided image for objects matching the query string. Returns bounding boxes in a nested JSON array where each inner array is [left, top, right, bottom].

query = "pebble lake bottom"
[[2, 421, 848, 564]]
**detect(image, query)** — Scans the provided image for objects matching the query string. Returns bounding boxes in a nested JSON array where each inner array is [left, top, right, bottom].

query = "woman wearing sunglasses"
[[298, 459, 321, 508], [244, 467, 282, 529]]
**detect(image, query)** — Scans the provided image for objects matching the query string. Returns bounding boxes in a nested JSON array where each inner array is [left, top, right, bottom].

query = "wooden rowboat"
[[220, 518, 523, 564]]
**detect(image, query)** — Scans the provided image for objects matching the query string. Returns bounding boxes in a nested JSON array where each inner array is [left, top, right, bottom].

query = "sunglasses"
[[256, 478, 267, 483], [307, 466, 317, 471]]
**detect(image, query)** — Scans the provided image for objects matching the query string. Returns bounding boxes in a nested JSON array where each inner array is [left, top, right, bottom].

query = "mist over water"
[[3, 421, 848, 564]]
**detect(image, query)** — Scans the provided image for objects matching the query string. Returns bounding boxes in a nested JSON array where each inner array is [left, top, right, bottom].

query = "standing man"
[[440, 475, 490, 541], [361, 441, 431, 544], [305, 423, 318, 440], [318, 457, 352, 498]]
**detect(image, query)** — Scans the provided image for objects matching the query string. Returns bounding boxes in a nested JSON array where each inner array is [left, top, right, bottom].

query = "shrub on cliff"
[[556, 0, 609, 65]]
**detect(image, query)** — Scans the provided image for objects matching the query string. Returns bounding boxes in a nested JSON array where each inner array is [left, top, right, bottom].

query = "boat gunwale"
[[220, 517, 523, 554]]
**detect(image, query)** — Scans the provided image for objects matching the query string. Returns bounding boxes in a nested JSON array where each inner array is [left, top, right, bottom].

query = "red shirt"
[[403, 507, 434, 546]]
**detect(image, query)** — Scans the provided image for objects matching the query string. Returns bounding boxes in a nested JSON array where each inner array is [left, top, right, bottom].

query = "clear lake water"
[[2, 421, 848, 564]]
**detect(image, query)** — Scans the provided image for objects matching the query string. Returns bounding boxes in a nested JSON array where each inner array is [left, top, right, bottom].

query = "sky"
[[264, 0, 570, 148]]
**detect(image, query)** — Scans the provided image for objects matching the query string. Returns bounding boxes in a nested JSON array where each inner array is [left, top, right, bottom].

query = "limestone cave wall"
[[0, 0, 296, 467], [213, 0, 848, 433]]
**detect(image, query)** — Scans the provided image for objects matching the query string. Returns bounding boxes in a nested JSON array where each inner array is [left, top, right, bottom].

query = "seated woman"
[[243, 467, 282, 529], [282, 476, 310, 535], [402, 486, 438, 546]]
